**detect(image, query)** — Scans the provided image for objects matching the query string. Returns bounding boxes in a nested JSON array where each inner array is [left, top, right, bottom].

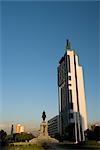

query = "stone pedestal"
[[40, 121, 48, 137], [29, 120, 59, 144]]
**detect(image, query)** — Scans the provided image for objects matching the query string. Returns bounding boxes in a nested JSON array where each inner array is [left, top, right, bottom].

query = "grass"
[[1, 140, 100, 150], [0, 144, 45, 150], [58, 140, 100, 149]]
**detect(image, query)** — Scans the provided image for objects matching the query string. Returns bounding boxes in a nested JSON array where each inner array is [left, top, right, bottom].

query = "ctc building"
[[57, 40, 87, 142]]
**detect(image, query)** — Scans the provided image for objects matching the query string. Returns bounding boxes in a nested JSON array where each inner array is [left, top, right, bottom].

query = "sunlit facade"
[[58, 40, 87, 142], [16, 124, 24, 133]]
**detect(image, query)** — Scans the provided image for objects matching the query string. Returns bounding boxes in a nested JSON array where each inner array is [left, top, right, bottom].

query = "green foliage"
[[94, 126, 100, 141], [0, 130, 8, 146], [85, 126, 100, 141], [85, 129, 94, 140], [14, 132, 35, 142]]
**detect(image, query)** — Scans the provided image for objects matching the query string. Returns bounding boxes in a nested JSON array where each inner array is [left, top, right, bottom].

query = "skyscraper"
[[57, 40, 87, 142]]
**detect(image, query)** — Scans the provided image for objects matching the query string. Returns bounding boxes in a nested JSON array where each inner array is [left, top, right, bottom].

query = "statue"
[[42, 111, 46, 121], [29, 110, 59, 144]]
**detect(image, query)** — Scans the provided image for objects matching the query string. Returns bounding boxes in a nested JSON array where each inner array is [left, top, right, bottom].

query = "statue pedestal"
[[40, 121, 48, 137], [29, 120, 59, 144]]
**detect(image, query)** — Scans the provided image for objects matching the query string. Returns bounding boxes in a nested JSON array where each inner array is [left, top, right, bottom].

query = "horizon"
[[0, 1, 99, 134], [1, 120, 100, 135]]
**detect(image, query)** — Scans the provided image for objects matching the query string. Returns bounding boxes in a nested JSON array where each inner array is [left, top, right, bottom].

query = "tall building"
[[57, 40, 87, 142], [48, 115, 59, 137], [16, 124, 24, 133]]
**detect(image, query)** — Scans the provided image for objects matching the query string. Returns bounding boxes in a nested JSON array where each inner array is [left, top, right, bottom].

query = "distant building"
[[48, 115, 59, 137], [57, 40, 87, 142], [16, 124, 24, 133], [20, 125, 24, 133]]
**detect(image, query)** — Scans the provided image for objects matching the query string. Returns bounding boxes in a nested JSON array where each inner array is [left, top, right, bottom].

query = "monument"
[[40, 111, 48, 137], [29, 111, 59, 144]]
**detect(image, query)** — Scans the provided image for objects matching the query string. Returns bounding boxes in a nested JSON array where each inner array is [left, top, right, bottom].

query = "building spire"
[[66, 39, 71, 50]]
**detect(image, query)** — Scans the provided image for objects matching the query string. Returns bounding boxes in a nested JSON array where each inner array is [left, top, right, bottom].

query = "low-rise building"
[[48, 115, 59, 137]]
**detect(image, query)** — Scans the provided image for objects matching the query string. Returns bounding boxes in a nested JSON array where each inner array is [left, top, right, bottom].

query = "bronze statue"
[[42, 111, 46, 121]]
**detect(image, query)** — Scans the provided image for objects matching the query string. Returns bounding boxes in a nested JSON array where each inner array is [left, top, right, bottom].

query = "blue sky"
[[0, 1, 99, 132]]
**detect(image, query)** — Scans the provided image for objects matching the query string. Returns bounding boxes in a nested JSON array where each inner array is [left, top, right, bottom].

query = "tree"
[[0, 130, 8, 146], [85, 129, 94, 140], [94, 126, 100, 141], [14, 132, 35, 142]]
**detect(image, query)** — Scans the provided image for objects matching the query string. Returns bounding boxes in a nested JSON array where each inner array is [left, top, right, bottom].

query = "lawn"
[[1, 140, 100, 150], [58, 140, 100, 149], [0, 144, 45, 150]]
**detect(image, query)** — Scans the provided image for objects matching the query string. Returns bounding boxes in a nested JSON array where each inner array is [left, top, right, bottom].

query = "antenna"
[[66, 39, 71, 50]]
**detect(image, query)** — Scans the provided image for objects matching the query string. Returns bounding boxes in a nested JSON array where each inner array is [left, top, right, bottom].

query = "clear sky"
[[0, 1, 99, 133]]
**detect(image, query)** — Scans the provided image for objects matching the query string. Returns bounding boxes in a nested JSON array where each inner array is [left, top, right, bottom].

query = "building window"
[[69, 113, 73, 119], [68, 76, 71, 80], [69, 90, 72, 103], [69, 102, 73, 109], [67, 55, 71, 72]]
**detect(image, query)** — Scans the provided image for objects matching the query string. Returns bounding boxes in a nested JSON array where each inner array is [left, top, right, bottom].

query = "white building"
[[16, 124, 24, 133], [58, 40, 87, 142], [20, 125, 24, 133]]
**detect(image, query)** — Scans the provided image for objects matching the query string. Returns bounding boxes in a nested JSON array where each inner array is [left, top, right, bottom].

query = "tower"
[[57, 40, 87, 142], [11, 124, 14, 135]]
